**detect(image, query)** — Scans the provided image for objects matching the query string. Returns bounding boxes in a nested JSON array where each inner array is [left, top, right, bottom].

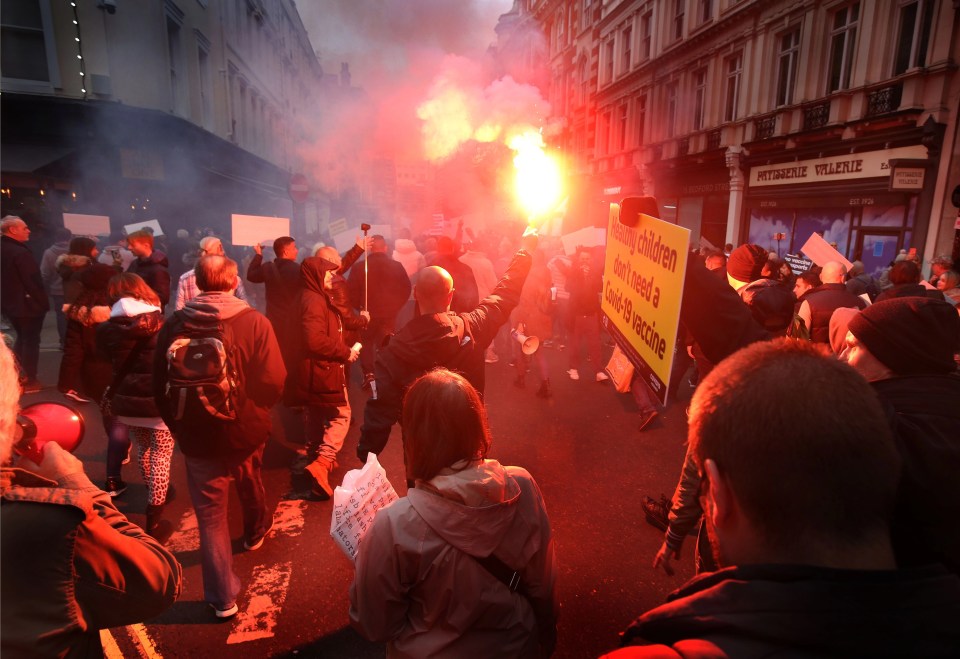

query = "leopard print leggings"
[[130, 426, 175, 506]]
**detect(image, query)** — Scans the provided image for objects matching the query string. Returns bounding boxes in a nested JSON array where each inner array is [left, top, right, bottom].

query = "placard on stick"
[[231, 214, 290, 247], [799, 233, 853, 271], [63, 213, 110, 236], [601, 202, 689, 406], [124, 219, 164, 236]]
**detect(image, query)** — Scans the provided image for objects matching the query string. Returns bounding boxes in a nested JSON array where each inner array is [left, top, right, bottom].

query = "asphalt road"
[[25, 319, 696, 658]]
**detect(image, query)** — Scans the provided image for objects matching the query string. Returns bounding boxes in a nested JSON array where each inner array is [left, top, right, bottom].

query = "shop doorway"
[[857, 231, 901, 279]]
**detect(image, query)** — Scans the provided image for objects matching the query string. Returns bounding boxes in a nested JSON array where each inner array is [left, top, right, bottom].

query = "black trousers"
[[9, 313, 46, 380]]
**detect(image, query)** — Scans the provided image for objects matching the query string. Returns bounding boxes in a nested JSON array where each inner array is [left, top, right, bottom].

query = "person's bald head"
[[317, 245, 341, 267], [820, 261, 847, 284], [199, 236, 224, 256], [415, 266, 455, 313]]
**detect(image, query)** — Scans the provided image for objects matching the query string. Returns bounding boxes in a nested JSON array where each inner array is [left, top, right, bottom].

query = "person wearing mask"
[[287, 255, 361, 499]]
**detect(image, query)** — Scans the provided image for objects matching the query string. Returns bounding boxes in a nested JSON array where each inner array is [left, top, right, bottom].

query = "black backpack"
[[163, 309, 253, 422]]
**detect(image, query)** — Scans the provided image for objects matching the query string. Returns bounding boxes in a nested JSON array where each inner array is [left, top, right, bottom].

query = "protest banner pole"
[[360, 223, 371, 310]]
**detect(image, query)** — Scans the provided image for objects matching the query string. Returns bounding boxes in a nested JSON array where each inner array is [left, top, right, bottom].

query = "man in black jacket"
[[246, 236, 301, 374], [1, 215, 48, 388], [609, 340, 960, 657], [347, 235, 411, 389], [153, 255, 285, 619], [838, 296, 960, 574], [357, 227, 537, 462]]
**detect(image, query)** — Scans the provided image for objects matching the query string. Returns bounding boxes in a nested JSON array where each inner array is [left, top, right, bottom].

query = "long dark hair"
[[402, 368, 491, 483]]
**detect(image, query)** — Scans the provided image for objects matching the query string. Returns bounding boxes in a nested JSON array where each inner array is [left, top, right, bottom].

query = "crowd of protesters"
[[2, 209, 960, 655]]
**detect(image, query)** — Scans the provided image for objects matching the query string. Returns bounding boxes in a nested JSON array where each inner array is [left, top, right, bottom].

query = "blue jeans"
[[184, 446, 269, 608]]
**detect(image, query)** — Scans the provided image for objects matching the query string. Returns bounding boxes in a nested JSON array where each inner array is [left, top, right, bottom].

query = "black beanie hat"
[[727, 244, 769, 283], [79, 262, 117, 292], [848, 297, 960, 375], [68, 236, 97, 257]]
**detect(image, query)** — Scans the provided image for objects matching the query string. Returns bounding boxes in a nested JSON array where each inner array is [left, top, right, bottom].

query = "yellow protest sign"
[[601, 203, 689, 405]]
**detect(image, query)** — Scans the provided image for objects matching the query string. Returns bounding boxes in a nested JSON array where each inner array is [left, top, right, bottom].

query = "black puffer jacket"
[[96, 301, 165, 418]]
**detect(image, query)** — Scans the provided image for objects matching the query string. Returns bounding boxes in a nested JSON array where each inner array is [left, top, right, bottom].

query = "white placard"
[[799, 232, 853, 271], [365, 224, 393, 241], [561, 226, 606, 255], [231, 214, 290, 247], [63, 213, 110, 236], [331, 229, 357, 254], [123, 219, 164, 236]]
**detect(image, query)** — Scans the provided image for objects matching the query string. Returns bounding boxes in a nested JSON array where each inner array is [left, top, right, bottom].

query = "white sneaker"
[[64, 389, 92, 403], [596, 371, 609, 382], [210, 602, 239, 619], [567, 369, 580, 381]]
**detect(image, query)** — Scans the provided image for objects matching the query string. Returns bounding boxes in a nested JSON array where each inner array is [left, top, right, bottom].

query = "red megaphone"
[[14, 402, 85, 465]]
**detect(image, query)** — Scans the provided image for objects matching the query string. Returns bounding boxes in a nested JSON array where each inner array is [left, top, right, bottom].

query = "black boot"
[[513, 373, 526, 388], [536, 379, 552, 398], [146, 504, 173, 544]]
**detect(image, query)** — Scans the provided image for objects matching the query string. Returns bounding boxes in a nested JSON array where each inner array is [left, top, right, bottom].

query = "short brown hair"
[[402, 368, 491, 482], [107, 272, 160, 306], [273, 236, 295, 256], [195, 255, 238, 292], [689, 339, 900, 551], [126, 229, 154, 250]]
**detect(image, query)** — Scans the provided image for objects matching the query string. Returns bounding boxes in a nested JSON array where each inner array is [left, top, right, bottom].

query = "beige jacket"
[[350, 460, 558, 658]]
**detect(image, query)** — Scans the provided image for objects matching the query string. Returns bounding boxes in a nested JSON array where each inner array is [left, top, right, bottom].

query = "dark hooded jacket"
[[127, 250, 171, 309], [96, 299, 166, 418], [608, 564, 960, 658], [286, 257, 353, 408], [358, 249, 532, 457], [59, 299, 113, 399], [153, 292, 285, 458]]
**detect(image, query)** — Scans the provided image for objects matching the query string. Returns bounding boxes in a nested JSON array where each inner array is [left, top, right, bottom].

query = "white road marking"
[[226, 561, 293, 644], [271, 499, 307, 537], [128, 623, 161, 658], [100, 629, 124, 658]]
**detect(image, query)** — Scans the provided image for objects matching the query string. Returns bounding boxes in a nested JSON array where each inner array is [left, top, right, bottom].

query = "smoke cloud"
[[296, 0, 551, 231]]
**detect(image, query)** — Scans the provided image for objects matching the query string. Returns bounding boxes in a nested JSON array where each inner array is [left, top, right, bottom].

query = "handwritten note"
[[330, 453, 399, 561]]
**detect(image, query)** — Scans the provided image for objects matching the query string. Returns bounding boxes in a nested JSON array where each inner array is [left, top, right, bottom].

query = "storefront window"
[[748, 209, 793, 253]]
